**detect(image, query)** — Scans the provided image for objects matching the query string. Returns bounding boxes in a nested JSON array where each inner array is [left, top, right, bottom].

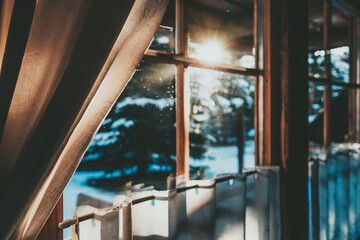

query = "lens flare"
[[194, 39, 225, 63]]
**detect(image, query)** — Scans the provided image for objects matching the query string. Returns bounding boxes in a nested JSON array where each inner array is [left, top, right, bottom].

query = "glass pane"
[[309, 0, 324, 78], [308, 82, 324, 123], [308, 83, 349, 145], [187, 0, 255, 68], [309, 46, 350, 82], [331, 85, 348, 143], [331, 46, 350, 82], [309, 82, 324, 145], [309, 5, 350, 82], [149, 25, 175, 53], [188, 67, 255, 180], [148, 1, 175, 53], [63, 61, 176, 238], [331, 6, 350, 83], [308, 50, 325, 79]]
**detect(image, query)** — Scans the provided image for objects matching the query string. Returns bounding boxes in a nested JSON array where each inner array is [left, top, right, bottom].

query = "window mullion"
[[175, 0, 189, 181], [323, 0, 332, 148]]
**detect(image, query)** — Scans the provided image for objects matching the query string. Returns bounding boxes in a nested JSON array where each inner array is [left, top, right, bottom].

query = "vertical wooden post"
[[323, 0, 332, 148], [175, 0, 189, 181], [281, 0, 309, 238], [36, 194, 63, 240], [263, 0, 309, 239], [349, 17, 360, 142], [263, 0, 282, 167], [122, 201, 133, 240], [281, 0, 309, 239], [349, 17, 354, 142], [254, 0, 264, 166], [309, 159, 320, 240], [237, 107, 245, 172], [355, 18, 360, 143]]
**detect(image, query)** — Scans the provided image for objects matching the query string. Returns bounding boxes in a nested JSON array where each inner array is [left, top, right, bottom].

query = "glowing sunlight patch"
[[192, 39, 226, 63]]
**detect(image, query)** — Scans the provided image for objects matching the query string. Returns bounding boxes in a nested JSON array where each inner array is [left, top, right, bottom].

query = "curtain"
[[68, 168, 281, 240], [0, 0, 169, 239], [309, 143, 360, 240]]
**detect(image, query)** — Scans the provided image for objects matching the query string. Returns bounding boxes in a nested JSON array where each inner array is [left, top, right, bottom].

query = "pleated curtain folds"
[[0, 0, 169, 239], [70, 169, 282, 240]]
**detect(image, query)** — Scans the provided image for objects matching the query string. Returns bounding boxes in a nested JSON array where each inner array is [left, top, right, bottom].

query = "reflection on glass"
[[330, 46, 349, 82], [187, 0, 255, 68], [308, 46, 350, 82], [308, 82, 324, 145], [308, 51, 325, 79], [189, 67, 255, 179], [331, 85, 348, 142], [308, 82, 324, 124], [63, 61, 176, 237], [308, 83, 348, 144]]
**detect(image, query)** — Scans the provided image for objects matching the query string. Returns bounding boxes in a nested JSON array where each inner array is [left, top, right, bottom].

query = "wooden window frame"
[[143, 0, 264, 180], [309, 0, 360, 147]]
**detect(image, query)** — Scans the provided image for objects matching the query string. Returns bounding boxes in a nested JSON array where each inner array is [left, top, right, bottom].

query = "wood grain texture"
[[324, 0, 332, 148], [36, 195, 63, 240], [263, 0, 309, 239], [280, 0, 309, 239], [175, 0, 190, 180], [263, 0, 282, 167]]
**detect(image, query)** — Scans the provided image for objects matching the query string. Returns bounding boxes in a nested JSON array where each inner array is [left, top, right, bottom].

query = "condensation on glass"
[[82, 61, 176, 189], [187, 0, 255, 68], [63, 61, 176, 237], [188, 67, 255, 180]]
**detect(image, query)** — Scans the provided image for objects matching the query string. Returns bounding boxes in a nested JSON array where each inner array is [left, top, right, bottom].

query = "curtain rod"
[[58, 170, 257, 229]]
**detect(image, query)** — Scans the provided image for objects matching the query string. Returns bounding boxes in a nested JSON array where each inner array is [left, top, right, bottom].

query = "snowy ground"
[[63, 141, 255, 238], [189, 140, 255, 178]]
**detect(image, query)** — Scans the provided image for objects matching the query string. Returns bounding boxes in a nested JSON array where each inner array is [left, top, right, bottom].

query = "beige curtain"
[[0, 0, 169, 239], [70, 169, 281, 240]]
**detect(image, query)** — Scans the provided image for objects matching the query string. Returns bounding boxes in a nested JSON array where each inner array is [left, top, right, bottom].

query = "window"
[[63, 0, 262, 237], [308, 2, 358, 149], [189, 68, 255, 179]]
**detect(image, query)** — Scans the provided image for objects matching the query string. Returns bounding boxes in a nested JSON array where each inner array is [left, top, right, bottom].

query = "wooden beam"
[[263, 0, 282, 166], [349, 17, 355, 141], [323, 0, 332, 148], [309, 76, 360, 88], [254, 0, 263, 165], [175, 0, 189, 181], [263, 0, 309, 239], [143, 49, 259, 76], [176, 64, 190, 181], [353, 17, 360, 143], [280, 0, 309, 238], [36, 194, 63, 240]]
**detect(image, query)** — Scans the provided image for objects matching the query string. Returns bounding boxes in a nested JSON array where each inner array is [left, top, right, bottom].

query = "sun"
[[193, 39, 225, 63]]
